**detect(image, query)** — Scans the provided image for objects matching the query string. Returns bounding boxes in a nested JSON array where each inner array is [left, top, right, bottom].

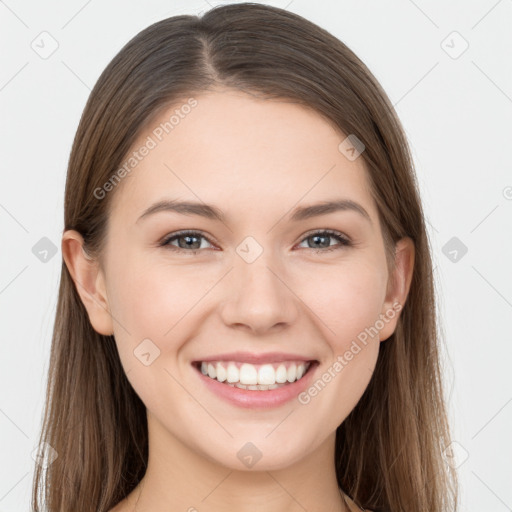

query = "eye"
[[159, 230, 215, 255], [296, 229, 352, 254], [159, 229, 352, 255]]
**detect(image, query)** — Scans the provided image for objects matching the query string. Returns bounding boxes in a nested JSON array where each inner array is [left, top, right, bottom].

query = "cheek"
[[109, 253, 209, 333], [108, 257, 225, 380], [108, 261, 208, 405], [295, 260, 386, 421], [298, 257, 387, 349]]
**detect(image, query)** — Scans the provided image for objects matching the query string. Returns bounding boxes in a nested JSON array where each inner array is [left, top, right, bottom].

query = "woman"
[[32, 3, 458, 511]]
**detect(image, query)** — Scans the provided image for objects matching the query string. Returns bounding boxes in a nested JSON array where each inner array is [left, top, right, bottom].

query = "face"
[[66, 89, 413, 472]]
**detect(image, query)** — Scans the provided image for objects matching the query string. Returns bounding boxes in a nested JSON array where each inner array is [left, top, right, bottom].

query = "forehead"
[[109, 89, 377, 223]]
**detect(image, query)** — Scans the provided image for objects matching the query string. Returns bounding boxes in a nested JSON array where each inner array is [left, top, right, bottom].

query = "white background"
[[1, 1, 511, 510]]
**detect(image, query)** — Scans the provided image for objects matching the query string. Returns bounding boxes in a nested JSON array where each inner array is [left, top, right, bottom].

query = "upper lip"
[[192, 352, 317, 364]]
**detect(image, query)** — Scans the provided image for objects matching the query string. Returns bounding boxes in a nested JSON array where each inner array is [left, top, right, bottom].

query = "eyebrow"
[[136, 198, 372, 225]]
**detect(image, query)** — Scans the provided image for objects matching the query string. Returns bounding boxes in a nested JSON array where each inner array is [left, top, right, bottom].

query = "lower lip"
[[193, 362, 318, 409]]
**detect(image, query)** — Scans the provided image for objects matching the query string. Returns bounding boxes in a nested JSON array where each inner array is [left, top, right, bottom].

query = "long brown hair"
[[32, 3, 458, 511]]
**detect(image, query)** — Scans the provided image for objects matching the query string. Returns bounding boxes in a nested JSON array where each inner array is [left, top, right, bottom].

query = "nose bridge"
[[236, 249, 279, 294], [234, 241, 284, 305], [220, 237, 297, 332]]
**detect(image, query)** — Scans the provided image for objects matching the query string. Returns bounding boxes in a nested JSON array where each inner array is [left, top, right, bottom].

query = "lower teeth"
[[206, 378, 297, 390], [230, 382, 288, 390]]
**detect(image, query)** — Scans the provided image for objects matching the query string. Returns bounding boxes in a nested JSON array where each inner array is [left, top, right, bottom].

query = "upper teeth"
[[199, 361, 311, 385]]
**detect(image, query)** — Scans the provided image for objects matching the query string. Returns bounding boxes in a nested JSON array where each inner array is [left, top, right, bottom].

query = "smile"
[[192, 359, 318, 408], [197, 360, 312, 390]]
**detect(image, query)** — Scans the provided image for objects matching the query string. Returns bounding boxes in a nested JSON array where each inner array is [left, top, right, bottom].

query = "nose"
[[219, 253, 299, 336]]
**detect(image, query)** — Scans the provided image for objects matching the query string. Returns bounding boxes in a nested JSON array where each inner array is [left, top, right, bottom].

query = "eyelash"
[[159, 229, 352, 255]]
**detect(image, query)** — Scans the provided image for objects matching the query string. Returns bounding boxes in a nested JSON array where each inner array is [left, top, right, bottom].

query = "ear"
[[61, 230, 114, 336], [378, 237, 415, 342]]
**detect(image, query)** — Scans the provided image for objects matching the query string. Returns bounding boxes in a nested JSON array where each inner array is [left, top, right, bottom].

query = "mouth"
[[191, 358, 319, 408], [192, 360, 314, 390]]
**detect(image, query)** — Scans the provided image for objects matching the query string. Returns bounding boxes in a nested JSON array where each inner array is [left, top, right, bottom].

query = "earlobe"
[[379, 237, 415, 342], [61, 230, 114, 336]]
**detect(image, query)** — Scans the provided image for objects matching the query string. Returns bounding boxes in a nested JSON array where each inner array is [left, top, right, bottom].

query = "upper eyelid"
[[160, 229, 217, 247]]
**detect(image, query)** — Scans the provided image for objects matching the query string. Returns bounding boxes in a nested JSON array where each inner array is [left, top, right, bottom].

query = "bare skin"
[[63, 88, 413, 512]]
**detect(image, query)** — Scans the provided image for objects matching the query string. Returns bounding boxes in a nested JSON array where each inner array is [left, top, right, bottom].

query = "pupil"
[[312, 234, 328, 248], [181, 235, 199, 249]]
